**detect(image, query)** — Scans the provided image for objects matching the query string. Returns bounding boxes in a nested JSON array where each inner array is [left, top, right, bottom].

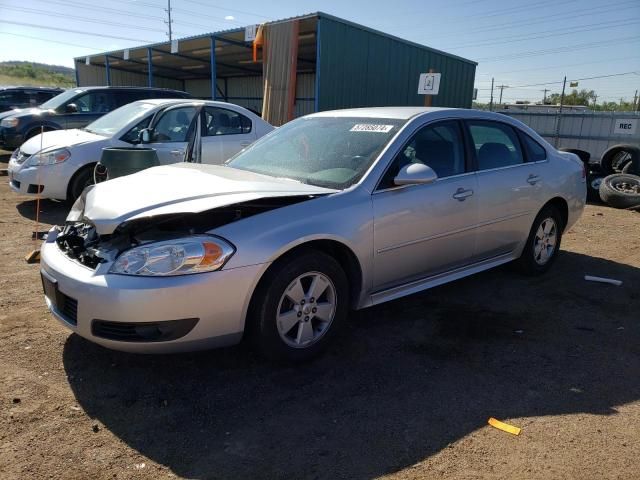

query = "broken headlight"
[[109, 236, 235, 276]]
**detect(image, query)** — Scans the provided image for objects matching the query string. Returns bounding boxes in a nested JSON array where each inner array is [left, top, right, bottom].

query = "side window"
[[468, 121, 524, 170], [114, 91, 145, 107], [0, 91, 26, 107], [520, 132, 547, 162], [202, 107, 252, 136], [36, 91, 56, 104], [378, 121, 466, 190], [121, 115, 153, 143], [151, 106, 197, 143], [71, 91, 115, 113]]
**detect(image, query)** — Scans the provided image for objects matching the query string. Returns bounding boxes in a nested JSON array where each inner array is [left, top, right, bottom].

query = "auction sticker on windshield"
[[350, 124, 394, 133]]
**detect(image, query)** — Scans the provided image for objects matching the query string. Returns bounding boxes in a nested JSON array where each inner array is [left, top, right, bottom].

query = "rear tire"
[[516, 205, 563, 275], [598, 174, 640, 209], [248, 250, 349, 362], [67, 164, 96, 203]]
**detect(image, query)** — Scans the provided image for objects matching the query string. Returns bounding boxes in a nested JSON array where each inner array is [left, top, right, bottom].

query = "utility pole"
[[554, 76, 566, 148], [489, 77, 494, 112], [633, 89, 638, 111], [165, 0, 173, 41], [541, 88, 550, 104], [593, 94, 597, 108], [497, 84, 508, 105]]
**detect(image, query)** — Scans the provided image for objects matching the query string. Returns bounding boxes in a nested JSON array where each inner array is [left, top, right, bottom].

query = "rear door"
[[144, 105, 199, 164], [466, 120, 545, 261], [200, 106, 256, 164]]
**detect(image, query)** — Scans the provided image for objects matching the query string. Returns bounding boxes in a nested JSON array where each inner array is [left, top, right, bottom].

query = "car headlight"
[[28, 148, 71, 166], [0, 117, 19, 128], [110, 236, 235, 276]]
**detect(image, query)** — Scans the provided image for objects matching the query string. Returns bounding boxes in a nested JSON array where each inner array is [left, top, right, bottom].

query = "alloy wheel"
[[276, 271, 337, 348], [533, 217, 557, 265]]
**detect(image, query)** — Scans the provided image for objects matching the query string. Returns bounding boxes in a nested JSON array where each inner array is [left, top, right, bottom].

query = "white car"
[[7, 99, 273, 201]]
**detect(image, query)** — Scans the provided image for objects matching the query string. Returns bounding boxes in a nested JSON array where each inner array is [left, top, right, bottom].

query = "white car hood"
[[21, 129, 106, 155], [82, 163, 337, 235]]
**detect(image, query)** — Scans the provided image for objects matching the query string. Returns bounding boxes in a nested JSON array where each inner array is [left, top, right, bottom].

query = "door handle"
[[452, 188, 474, 201], [527, 174, 541, 185], [171, 150, 184, 156], [240, 141, 251, 147]]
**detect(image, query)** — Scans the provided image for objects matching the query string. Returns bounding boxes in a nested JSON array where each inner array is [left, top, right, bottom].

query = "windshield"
[[39, 89, 83, 110], [227, 116, 405, 189], [85, 102, 157, 137]]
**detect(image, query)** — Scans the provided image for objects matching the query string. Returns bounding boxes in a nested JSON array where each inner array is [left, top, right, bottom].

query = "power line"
[[30, 0, 166, 20], [477, 35, 640, 62], [1, 5, 165, 32], [0, 32, 103, 51], [0, 20, 156, 43], [445, 18, 640, 49], [476, 71, 640, 91], [180, 0, 272, 20]]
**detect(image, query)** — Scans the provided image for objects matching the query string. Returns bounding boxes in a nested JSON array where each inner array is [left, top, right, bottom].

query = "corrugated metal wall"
[[76, 63, 185, 90], [317, 17, 476, 111]]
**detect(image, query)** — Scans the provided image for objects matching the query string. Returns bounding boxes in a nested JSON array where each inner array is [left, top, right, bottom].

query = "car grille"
[[92, 318, 199, 343]]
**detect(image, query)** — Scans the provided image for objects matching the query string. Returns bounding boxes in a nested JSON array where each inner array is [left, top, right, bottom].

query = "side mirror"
[[65, 103, 78, 113], [138, 128, 153, 144], [393, 163, 438, 186]]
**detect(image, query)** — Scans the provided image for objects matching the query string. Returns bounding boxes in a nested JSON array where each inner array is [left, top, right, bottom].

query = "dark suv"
[[0, 86, 191, 149], [0, 86, 63, 113]]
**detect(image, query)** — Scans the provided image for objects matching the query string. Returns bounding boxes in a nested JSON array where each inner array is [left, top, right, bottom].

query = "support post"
[[210, 36, 217, 100], [314, 17, 321, 112], [147, 48, 153, 87], [74, 61, 80, 87], [554, 75, 567, 148], [489, 77, 494, 112], [105, 56, 111, 86], [424, 68, 435, 107]]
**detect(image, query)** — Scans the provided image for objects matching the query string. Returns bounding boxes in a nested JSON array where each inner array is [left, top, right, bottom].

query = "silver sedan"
[[39, 107, 586, 361]]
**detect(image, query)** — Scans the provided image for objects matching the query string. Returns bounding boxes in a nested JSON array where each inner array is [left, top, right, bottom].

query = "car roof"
[[73, 86, 186, 92], [308, 106, 457, 120], [134, 99, 260, 109], [0, 86, 63, 91]]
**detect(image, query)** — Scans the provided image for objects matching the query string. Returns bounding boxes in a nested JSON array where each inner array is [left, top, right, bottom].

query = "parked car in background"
[[8, 99, 273, 201], [0, 86, 63, 113], [0, 86, 191, 150], [39, 108, 586, 360]]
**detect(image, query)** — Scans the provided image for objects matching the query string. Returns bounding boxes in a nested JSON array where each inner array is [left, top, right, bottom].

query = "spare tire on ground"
[[599, 173, 640, 209], [599, 145, 640, 175]]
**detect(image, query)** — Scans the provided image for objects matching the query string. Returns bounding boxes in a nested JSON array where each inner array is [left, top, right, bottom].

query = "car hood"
[[20, 129, 107, 155], [81, 163, 337, 235]]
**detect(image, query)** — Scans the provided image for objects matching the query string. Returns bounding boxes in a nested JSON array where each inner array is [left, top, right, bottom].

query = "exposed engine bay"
[[55, 195, 318, 269]]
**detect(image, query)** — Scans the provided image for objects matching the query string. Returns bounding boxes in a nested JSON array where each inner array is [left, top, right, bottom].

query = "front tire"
[[67, 164, 96, 202], [516, 205, 563, 275], [249, 250, 349, 362]]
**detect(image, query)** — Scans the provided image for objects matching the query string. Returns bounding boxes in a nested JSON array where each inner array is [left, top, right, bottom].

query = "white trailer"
[[499, 109, 640, 170]]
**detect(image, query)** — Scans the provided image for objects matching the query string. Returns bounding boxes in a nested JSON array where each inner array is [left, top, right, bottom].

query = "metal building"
[[75, 12, 476, 124]]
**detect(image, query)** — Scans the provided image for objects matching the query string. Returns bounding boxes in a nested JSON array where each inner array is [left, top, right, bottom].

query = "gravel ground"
[[1, 152, 639, 479]]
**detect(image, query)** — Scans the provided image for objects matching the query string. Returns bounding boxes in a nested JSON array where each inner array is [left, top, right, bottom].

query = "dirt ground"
[[1, 151, 639, 480]]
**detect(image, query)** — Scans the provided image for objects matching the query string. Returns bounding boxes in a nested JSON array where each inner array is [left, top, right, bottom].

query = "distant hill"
[[0, 61, 75, 88]]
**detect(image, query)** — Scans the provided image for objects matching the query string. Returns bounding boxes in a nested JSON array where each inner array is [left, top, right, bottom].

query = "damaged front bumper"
[[40, 227, 267, 353]]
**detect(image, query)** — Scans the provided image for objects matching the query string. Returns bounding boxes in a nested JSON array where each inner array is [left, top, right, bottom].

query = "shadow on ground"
[[16, 198, 68, 225], [64, 251, 639, 479]]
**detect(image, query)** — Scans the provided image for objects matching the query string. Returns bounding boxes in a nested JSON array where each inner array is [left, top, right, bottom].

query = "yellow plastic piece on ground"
[[488, 417, 521, 435]]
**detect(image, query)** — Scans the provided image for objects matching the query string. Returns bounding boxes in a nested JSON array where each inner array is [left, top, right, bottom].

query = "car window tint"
[[72, 91, 115, 114], [151, 106, 197, 143], [468, 121, 524, 170], [121, 115, 153, 143], [202, 107, 252, 136], [36, 91, 56, 104], [521, 133, 547, 161], [0, 90, 26, 106], [378, 121, 465, 189], [114, 91, 146, 107]]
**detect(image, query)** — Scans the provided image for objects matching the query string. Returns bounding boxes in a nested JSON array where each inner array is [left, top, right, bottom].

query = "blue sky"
[[0, 0, 639, 104]]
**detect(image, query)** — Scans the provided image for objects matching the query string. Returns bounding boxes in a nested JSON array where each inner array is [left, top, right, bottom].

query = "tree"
[[546, 89, 596, 106]]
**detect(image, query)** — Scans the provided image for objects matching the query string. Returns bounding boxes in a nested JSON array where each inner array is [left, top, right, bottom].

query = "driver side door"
[[371, 120, 479, 291], [144, 105, 199, 165]]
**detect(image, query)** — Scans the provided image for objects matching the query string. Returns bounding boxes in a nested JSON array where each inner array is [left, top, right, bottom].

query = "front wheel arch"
[[66, 163, 97, 202]]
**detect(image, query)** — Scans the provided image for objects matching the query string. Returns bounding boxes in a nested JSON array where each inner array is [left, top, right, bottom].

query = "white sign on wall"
[[123, 49, 130, 60], [417, 73, 441, 95], [613, 118, 638, 135], [171, 40, 179, 53], [245, 25, 258, 42]]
